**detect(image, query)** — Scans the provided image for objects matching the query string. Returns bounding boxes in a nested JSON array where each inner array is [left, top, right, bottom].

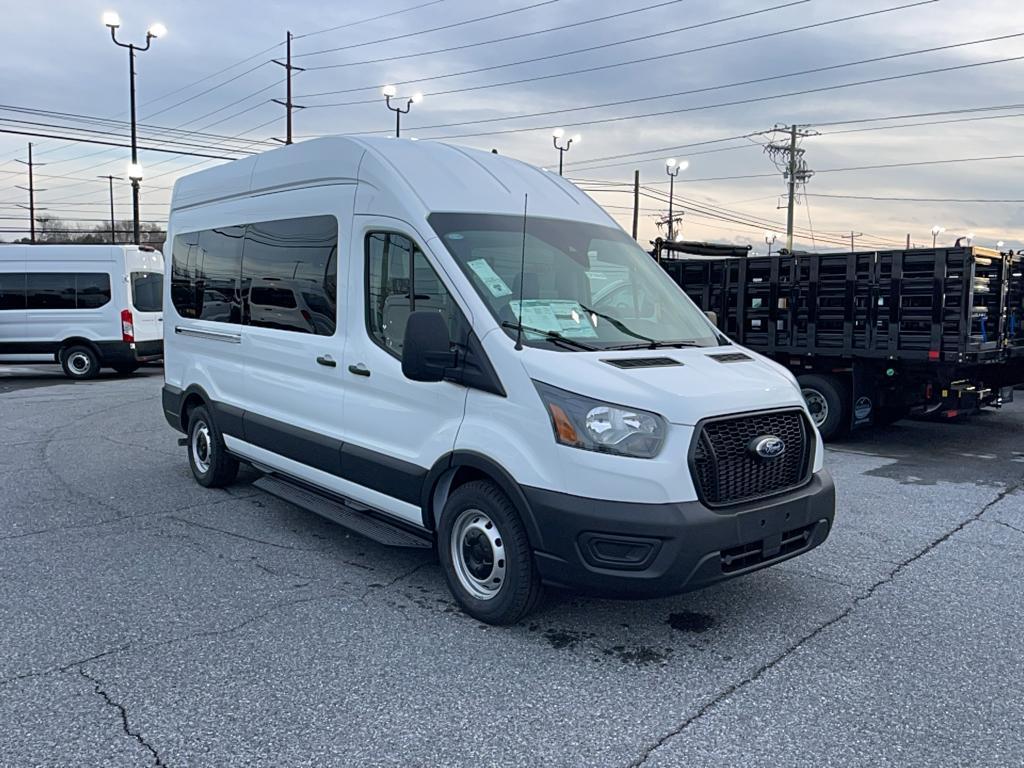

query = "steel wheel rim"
[[68, 352, 91, 375], [802, 388, 829, 427], [192, 421, 212, 474], [450, 508, 506, 601]]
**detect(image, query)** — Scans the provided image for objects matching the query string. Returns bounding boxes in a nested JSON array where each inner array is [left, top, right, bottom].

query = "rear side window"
[[20, 273, 111, 310], [131, 271, 163, 312], [241, 216, 338, 335], [365, 232, 459, 356], [197, 227, 244, 323], [0, 273, 26, 310]]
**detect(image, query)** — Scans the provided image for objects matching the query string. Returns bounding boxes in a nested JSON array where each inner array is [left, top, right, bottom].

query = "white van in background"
[[162, 137, 835, 624], [0, 244, 164, 379]]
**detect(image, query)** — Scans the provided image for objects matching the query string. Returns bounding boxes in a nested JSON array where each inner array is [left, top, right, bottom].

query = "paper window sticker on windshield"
[[467, 258, 513, 297]]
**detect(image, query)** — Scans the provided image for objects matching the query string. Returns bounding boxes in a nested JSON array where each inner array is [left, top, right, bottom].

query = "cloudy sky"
[[1, 0, 1021, 251]]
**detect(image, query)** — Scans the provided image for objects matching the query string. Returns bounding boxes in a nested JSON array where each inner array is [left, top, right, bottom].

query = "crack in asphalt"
[[166, 515, 326, 552], [78, 668, 166, 767], [987, 519, 1024, 537], [625, 474, 1024, 767]]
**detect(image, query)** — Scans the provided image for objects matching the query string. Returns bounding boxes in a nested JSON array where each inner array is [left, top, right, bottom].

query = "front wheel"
[[798, 373, 849, 440], [187, 405, 239, 488], [438, 480, 542, 625]]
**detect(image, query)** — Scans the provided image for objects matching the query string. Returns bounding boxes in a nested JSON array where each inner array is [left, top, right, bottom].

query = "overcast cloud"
[[1, 0, 1021, 251]]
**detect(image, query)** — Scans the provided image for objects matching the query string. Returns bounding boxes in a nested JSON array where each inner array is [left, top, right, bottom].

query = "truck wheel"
[[798, 374, 849, 440], [111, 363, 141, 375], [438, 480, 543, 625], [60, 345, 100, 380], [187, 405, 239, 488]]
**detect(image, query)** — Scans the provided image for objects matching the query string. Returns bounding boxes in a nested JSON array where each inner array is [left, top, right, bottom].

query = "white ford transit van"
[[162, 137, 834, 624], [0, 244, 164, 379]]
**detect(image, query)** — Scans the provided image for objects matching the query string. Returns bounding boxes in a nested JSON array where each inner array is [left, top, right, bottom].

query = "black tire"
[[111, 363, 141, 375], [798, 373, 850, 440], [186, 405, 239, 488], [60, 345, 100, 380], [438, 480, 543, 625]]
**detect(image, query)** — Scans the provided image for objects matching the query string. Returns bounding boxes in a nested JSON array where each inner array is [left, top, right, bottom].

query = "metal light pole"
[[665, 158, 688, 242], [98, 175, 119, 243], [764, 231, 778, 257], [552, 128, 580, 176], [931, 225, 945, 248], [383, 85, 422, 138], [104, 12, 165, 245]]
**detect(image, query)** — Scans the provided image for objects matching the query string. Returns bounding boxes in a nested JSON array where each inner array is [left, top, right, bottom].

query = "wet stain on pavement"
[[666, 610, 715, 633], [602, 645, 674, 667]]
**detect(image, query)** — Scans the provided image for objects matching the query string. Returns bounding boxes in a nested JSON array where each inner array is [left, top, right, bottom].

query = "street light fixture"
[[104, 11, 165, 245], [552, 128, 580, 176], [765, 231, 778, 256], [665, 158, 688, 242], [383, 86, 422, 138], [930, 225, 945, 248], [965, 232, 975, 246], [997, 240, 1005, 249]]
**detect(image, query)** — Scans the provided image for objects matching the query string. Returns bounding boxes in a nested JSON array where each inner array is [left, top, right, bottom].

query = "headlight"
[[533, 381, 667, 459]]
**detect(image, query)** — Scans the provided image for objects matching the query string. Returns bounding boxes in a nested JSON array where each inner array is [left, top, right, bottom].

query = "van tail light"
[[121, 309, 135, 342]]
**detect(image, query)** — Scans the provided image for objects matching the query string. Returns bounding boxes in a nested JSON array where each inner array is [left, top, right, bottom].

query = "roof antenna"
[[515, 193, 528, 351]]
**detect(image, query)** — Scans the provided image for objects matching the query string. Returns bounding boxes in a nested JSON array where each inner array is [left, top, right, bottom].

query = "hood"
[[520, 345, 805, 426]]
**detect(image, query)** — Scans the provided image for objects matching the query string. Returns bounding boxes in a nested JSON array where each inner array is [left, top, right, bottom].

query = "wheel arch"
[[179, 384, 214, 434], [57, 337, 101, 362], [422, 451, 543, 550]]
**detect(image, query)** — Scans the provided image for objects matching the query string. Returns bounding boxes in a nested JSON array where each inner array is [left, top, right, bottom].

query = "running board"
[[253, 474, 432, 549]]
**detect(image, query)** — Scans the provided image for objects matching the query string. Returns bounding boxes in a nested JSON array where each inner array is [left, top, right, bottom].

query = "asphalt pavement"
[[1, 364, 1022, 767]]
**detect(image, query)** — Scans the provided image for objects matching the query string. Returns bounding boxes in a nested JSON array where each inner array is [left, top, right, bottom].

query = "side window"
[[0, 273, 27, 310], [170, 231, 199, 318], [26, 273, 76, 309], [75, 273, 112, 309], [366, 232, 458, 356], [241, 215, 338, 335], [197, 226, 244, 323]]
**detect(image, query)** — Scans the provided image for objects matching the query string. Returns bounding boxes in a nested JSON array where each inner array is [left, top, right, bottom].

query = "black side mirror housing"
[[402, 311, 457, 382]]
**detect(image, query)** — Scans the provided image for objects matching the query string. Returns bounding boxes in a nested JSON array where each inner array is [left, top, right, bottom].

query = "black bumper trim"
[[523, 470, 835, 597]]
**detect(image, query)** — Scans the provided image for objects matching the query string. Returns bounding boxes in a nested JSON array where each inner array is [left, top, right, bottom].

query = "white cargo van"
[[162, 137, 834, 624], [0, 244, 164, 379]]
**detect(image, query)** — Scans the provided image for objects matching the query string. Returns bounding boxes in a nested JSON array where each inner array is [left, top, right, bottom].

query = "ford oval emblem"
[[750, 435, 786, 460]]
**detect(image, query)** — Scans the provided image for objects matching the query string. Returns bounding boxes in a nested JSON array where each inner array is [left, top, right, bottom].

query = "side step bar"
[[253, 474, 432, 549]]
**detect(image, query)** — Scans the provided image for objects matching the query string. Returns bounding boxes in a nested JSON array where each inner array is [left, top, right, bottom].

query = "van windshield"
[[131, 271, 163, 313], [429, 213, 722, 351]]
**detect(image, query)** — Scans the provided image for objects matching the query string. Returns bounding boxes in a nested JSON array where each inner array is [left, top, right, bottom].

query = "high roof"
[[170, 136, 616, 228]]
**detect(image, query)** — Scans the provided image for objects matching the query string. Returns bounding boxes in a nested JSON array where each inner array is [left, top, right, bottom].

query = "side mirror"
[[704, 310, 719, 326], [402, 311, 456, 382]]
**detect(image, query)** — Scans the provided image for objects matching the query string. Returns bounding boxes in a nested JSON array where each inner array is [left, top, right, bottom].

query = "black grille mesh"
[[692, 410, 811, 506]]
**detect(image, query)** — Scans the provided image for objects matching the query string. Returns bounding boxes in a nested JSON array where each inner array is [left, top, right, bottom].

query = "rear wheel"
[[798, 373, 849, 440], [438, 480, 542, 625], [60, 345, 100, 380], [187, 405, 239, 488]]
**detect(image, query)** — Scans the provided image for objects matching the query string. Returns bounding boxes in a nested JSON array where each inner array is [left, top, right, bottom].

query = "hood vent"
[[602, 357, 683, 369], [708, 352, 752, 363]]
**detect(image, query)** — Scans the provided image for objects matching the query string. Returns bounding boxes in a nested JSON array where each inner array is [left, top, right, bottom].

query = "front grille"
[[720, 523, 817, 573], [691, 409, 811, 506]]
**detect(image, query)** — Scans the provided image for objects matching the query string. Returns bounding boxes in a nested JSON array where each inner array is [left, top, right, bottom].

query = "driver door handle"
[[316, 355, 337, 368], [348, 363, 371, 377]]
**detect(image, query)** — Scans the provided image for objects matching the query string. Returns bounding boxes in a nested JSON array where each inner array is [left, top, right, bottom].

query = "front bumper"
[[523, 470, 835, 597]]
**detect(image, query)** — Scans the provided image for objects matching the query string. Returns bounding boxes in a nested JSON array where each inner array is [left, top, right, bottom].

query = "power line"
[[0, 128, 245, 160], [295, 0, 564, 59], [297, 0, 919, 101], [301, 0, 711, 76], [808, 193, 1024, 203], [378, 37, 1023, 137]]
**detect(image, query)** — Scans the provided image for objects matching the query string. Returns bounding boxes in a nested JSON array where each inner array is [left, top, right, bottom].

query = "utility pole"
[[631, 169, 640, 241], [906, 233, 911, 249], [14, 142, 44, 244], [762, 124, 816, 252], [273, 31, 306, 144], [98, 175, 118, 243], [849, 231, 863, 252]]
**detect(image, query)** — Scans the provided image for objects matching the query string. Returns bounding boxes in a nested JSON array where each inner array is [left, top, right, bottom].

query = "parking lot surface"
[[1, 366, 1022, 767]]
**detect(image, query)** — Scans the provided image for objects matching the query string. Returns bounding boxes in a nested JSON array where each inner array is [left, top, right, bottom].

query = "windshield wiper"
[[500, 321, 598, 351], [578, 303, 660, 349], [604, 339, 704, 351]]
